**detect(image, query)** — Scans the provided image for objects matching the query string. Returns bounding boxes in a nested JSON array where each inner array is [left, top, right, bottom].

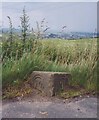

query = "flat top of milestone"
[[33, 71, 70, 75]]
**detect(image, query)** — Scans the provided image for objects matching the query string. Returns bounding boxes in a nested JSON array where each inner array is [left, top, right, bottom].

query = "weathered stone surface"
[[29, 71, 71, 96]]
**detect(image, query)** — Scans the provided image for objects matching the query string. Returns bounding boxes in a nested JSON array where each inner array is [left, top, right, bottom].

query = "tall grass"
[[2, 38, 97, 91]]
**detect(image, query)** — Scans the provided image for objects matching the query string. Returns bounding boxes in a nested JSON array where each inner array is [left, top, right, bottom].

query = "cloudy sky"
[[1, 0, 97, 32]]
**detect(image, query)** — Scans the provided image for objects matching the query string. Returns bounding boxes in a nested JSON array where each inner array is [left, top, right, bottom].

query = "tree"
[[7, 16, 13, 44], [20, 6, 30, 43]]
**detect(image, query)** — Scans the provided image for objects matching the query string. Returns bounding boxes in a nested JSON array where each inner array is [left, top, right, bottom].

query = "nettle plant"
[[35, 18, 50, 39], [20, 6, 30, 44], [7, 16, 13, 44]]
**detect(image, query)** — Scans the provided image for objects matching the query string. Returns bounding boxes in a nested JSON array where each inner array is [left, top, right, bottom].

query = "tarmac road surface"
[[2, 96, 97, 118]]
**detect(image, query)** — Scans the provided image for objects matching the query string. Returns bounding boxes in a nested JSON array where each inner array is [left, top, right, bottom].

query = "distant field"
[[1, 38, 97, 94]]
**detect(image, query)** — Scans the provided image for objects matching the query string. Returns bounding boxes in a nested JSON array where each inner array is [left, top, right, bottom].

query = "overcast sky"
[[1, 1, 97, 32], [1, 0, 98, 2]]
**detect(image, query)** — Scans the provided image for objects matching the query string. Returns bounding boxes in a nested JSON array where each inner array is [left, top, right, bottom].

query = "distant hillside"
[[45, 32, 97, 39], [0, 28, 98, 39], [0, 28, 21, 34]]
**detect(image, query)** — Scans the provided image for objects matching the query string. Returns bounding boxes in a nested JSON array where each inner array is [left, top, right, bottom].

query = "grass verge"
[[2, 38, 97, 99]]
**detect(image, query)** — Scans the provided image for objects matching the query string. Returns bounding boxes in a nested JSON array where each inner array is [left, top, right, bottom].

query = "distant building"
[[48, 33, 58, 38]]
